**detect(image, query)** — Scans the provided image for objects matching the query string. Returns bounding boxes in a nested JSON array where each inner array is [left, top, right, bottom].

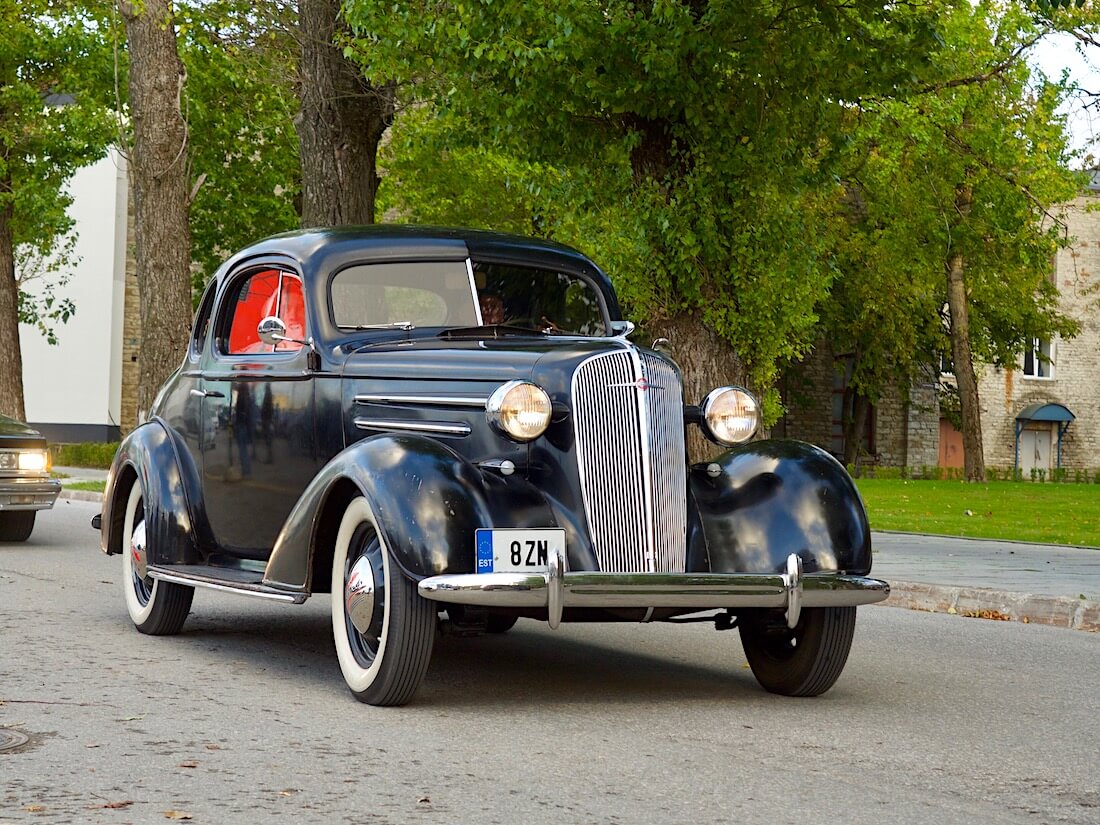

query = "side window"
[[191, 282, 217, 358], [222, 268, 305, 355], [275, 276, 305, 352]]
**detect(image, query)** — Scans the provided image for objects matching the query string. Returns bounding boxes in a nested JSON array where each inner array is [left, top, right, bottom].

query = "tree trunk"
[[646, 313, 748, 463], [0, 192, 26, 421], [945, 183, 985, 482], [298, 0, 394, 227], [842, 390, 870, 472], [120, 0, 193, 422]]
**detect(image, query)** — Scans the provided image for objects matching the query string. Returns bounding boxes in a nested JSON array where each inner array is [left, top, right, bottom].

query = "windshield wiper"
[[345, 321, 416, 331], [439, 324, 549, 339]]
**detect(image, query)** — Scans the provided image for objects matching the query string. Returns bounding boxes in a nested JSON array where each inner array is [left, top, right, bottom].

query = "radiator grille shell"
[[570, 348, 688, 573]]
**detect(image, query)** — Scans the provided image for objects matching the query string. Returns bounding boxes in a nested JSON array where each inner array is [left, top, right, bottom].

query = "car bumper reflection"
[[0, 477, 62, 511]]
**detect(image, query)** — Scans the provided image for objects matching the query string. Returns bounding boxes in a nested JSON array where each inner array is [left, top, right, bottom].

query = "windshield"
[[331, 259, 608, 335], [472, 262, 606, 335], [331, 261, 478, 329]]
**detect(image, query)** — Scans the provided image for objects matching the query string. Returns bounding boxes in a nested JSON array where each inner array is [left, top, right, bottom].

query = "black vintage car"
[[95, 227, 888, 705], [0, 414, 60, 542]]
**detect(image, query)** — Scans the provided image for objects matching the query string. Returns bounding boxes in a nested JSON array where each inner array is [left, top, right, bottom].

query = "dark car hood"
[[340, 335, 635, 383], [0, 414, 47, 447]]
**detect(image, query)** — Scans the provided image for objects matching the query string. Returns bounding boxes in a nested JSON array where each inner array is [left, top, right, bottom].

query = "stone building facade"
[[973, 191, 1100, 474], [776, 347, 940, 471]]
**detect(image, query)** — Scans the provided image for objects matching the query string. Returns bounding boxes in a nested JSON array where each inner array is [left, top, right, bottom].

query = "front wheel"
[[0, 511, 36, 542], [121, 482, 193, 635], [739, 606, 857, 697], [331, 497, 435, 706]]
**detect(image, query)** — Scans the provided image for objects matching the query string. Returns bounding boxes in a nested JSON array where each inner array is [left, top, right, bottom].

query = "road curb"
[[880, 580, 1100, 632], [58, 489, 104, 504]]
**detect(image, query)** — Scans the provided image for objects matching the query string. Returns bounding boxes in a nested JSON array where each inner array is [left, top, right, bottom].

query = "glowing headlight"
[[17, 450, 49, 472], [701, 387, 760, 446], [486, 380, 552, 442]]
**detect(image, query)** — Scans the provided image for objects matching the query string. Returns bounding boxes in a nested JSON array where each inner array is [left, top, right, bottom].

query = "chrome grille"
[[571, 348, 688, 573]]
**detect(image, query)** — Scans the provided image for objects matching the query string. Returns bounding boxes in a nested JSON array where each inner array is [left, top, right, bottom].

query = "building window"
[[1022, 337, 1055, 379]]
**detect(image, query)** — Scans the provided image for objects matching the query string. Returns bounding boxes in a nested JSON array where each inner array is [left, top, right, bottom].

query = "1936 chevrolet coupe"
[[95, 227, 888, 705]]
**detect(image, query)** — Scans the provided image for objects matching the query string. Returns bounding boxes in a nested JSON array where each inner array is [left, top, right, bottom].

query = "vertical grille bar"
[[572, 348, 687, 573]]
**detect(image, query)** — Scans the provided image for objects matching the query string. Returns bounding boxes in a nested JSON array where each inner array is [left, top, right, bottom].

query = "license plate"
[[475, 528, 564, 574]]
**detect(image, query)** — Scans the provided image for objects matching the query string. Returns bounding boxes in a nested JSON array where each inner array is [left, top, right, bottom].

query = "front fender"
[[99, 418, 205, 566], [265, 434, 513, 591], [689, 439, 871, 576]]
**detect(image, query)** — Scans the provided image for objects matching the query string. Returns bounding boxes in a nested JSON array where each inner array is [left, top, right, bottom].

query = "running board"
[[147, 564, 308, 604]]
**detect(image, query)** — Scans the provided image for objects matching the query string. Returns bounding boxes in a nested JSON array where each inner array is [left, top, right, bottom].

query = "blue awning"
[[1015, 402, 1075, 423]]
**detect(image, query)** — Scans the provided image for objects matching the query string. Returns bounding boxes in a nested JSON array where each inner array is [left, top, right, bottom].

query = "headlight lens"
[[17, 450, 49, 472], [486, 380, 552, 442], [702, 387, 760, 446]]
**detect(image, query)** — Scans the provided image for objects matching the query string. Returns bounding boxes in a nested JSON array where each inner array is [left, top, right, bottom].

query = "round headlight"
[[701, 387, 760, 446], [486, 380, 552, 442]]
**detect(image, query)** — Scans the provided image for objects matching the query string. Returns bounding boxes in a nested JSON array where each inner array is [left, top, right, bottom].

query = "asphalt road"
[[2, 499, 1098, 824]]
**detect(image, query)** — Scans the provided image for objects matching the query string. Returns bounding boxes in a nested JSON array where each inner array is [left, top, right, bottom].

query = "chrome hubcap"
[[345, 555, 376, 635], [130, 519, 148, 581]]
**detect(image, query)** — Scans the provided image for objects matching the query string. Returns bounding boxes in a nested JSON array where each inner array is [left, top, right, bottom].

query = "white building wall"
[[18, 150, 128, 441]]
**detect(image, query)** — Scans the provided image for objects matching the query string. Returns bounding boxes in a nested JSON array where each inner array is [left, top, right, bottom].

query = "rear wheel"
[[0, 511, 35, 542], [121, 483, 193, 635], [739, 607, 857, 697], [331, 497, 435, 706]]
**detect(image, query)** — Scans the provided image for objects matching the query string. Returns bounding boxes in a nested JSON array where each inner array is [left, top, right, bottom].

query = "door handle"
[[189, 388, 226, 399]]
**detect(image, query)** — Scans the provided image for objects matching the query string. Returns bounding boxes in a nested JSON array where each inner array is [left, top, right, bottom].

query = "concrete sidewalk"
[[872, 532, 1100, 632], [51, 470, 1100, 632], [53, 465, 109, 504]]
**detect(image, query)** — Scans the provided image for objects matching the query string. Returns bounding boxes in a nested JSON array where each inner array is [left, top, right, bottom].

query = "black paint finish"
[[690, 440, 873, 576]]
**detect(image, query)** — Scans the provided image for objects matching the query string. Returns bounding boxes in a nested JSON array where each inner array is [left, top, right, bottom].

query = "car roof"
[[216, 225, 622, 319]]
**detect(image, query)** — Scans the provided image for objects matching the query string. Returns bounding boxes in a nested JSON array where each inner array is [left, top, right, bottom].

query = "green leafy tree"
[[177, 0, 301, 284], [824, 2, 1084, 478], [344, 0, 942, 430], [0, 0, 114, 420]]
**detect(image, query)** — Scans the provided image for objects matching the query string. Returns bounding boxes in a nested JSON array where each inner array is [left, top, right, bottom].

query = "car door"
[[198, 263, 317, 559]]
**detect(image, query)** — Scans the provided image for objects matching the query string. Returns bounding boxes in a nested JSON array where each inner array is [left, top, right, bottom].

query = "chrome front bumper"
[[0, 477, 61, 511], [419, 551, 890, 630]]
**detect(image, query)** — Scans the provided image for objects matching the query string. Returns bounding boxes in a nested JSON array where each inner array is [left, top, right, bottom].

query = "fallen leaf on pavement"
[[178, 761, 199, 769], [24, 806, 44, 813], [102, 801, 133, 809], [164, 811, 193, 820]]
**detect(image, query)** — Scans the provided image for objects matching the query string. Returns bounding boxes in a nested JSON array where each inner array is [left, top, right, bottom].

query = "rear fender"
[[264, 434, 512, 592], [689, 439, 872, 576], [99, 418, 205, 565]]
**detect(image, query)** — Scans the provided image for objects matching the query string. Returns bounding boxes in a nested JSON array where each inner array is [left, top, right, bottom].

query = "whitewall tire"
[[331, 496, 435, 706], [121, 482, 193, 635]]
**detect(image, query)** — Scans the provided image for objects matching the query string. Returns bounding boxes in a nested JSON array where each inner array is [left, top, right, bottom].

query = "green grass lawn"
[[64, 480, 107, 493], [855, 478, 1100, 547]]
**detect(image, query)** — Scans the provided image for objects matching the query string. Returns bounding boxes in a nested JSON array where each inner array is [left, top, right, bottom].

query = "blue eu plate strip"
[[475, 528, 494, 573]]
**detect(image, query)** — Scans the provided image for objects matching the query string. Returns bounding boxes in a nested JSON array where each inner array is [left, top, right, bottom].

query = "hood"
[[339, 335, 635, 384], [0, 415, 48, 448]]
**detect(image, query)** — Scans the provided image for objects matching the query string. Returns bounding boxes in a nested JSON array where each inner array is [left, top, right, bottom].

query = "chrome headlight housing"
[[486, 380, 552, 442], [0, 449, 50, 473], [701, 387, 760, 446]]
